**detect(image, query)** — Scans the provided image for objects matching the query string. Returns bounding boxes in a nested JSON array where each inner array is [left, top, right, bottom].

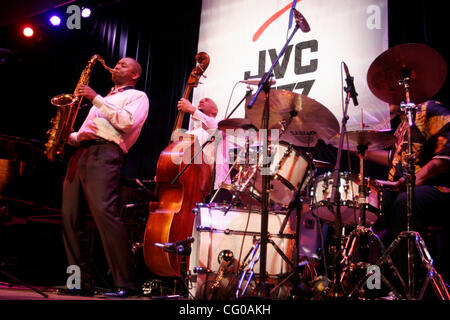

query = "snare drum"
[[309, 171, 381, 226], [240, 142, 314, 207]]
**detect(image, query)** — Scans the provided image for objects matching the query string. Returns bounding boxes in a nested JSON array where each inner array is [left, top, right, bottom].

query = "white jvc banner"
[[192, 0, 390, 142]]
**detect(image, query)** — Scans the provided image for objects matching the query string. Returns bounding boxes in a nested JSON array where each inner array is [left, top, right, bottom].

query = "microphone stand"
[[247, 12, 308, 297], [328, 69, 354, 298], [154, 237, 194, 298]]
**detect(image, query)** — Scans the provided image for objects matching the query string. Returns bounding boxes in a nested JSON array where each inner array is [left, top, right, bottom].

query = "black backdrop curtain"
[[0, 0, 202, 187]]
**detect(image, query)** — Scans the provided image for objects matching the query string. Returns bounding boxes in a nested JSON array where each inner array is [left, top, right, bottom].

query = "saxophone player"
[[61, 57, 149, 297]]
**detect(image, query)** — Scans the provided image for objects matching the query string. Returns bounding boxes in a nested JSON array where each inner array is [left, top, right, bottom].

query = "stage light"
[[81, 7, 91, 18], [49, 15, 62, 26], [23, 27, 34, 37]]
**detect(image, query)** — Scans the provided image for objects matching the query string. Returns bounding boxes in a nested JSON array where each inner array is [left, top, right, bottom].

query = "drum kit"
[[185, 43, 449, 300]]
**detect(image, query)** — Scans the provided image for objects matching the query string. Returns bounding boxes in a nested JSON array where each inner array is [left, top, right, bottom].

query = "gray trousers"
[[61, 142, 136, 290]]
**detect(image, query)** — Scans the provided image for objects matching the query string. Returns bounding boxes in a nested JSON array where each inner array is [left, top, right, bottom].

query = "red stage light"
[[23, 26, 34, 37]]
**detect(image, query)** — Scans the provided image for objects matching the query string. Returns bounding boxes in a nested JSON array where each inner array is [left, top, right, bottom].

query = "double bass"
[[143, 52, 212, 277]]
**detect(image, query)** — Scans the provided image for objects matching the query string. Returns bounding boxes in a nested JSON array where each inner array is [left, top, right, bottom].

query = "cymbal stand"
[[246, 7, 309, 297], [271, 190, 307, 298], [347, 143, 371, 264], [235, 234, 295, 298], [377, 71, 449, 299], [338, 143, 402, 298]]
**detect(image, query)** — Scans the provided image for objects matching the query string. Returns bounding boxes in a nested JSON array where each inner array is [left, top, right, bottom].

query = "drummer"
[[365, 100, 450, 281]]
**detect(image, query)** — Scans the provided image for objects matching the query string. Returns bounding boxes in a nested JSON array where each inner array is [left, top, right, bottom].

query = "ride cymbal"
[[367, 43, 447, 105], [245, 90, 339, 147]]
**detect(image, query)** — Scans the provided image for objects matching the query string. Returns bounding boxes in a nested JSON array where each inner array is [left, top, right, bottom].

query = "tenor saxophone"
[[44, 54, 113, 161]]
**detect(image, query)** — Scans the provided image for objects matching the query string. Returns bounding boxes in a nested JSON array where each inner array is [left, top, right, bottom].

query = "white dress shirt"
[[68, 87, 149, 153], [188, 109, 230, 190]]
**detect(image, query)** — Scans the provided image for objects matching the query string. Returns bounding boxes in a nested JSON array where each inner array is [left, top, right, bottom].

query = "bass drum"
[[189, 203, 294, 298]]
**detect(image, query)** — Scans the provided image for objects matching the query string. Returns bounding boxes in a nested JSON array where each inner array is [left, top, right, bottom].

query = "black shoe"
[[103, 287, 140, 298]]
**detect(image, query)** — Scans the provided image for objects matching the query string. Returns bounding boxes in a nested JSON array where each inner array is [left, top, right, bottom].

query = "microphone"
[[292, 8, 310, 32], [240, 78, 276, 86], [343, 62, 359, 106], [154, 236, 195, 254]]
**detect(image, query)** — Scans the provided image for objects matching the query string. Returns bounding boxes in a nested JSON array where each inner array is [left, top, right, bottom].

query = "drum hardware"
[[235, 236, 260, 298], [141, 279, 176, 297], [198, 249, 239, 300], [312, 159, 333, 168], [210, 137, 260, 212], [327, 126, 394, 297], [334, 140, 384, 298], [209, 90, 259, 206], [223, 139, 258, 214], [243, 10, 335, 294], [235, 234, 295, 298], [244, 9, 313, 296], [153, 237, 195, 298], [271, 187, 309, 298], [190, 204, 295, 298], [367, 44, 449, 300], [327, 61, 360, 298], [340, 225, 404, 300]]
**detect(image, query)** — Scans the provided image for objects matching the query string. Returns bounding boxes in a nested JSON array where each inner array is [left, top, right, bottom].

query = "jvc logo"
[[244, 40, 318, 96]]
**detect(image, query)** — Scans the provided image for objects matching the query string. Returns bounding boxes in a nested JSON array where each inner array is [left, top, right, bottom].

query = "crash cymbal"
[[245, 90, 339, 147], [218, 118, 255, 131], [329, 130, 395, 151], [367, 43, 447, 105]]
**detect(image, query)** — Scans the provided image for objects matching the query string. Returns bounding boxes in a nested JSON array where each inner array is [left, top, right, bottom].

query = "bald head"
[[198, 98, 218, 118]]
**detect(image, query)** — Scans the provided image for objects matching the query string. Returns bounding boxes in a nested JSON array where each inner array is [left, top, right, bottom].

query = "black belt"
[[80, 138, 113, 148]]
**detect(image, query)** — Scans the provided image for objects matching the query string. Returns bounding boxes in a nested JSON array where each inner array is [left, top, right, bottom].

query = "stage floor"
[[0, 285, 153, 300]]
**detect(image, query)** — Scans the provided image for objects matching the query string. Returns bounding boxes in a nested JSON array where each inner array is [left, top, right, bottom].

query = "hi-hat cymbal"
[[367, 43, 447, 105], [329, 130, 395, 151], [245, 90, 339, 147], [218, 118, 255, 131]]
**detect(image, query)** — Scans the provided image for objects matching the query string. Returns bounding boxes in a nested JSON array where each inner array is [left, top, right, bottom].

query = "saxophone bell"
[[51, 93, 76, 107]]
